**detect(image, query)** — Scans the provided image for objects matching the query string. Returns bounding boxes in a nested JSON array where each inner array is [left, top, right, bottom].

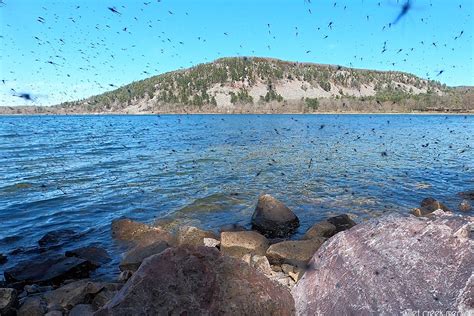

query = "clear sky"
[[1, 0, 473, 106]]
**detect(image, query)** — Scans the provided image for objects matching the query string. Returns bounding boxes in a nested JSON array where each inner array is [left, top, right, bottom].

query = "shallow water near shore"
[[0, 114, 473, 279]]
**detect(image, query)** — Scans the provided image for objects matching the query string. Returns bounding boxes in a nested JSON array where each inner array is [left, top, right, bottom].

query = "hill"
[[1, 57, 473, 114]]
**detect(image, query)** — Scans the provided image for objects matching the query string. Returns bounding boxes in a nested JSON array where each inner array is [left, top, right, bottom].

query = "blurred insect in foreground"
[[393, 0, 412, 24], [10, 89, 37, 102]]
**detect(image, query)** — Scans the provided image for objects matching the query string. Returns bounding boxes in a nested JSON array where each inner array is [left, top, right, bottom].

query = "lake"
[[0, 114, 472, 279]]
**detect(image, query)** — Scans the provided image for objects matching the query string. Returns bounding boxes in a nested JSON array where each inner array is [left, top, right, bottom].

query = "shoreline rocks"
[[4, 194, 472, 314], [251, 194, 300, 238]]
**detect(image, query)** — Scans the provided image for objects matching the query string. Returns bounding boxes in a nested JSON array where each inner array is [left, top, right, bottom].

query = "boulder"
[[95, 247, 295, 315], [111, 218, 175, 246], [65, 246, 111, 266], [176, 226, 218, 247], [220, 231, 269, 258], [251, 194, 299, 238], [69, 304, 95, 316], [4, 255, 97, 286], [302, 221, 337, 239], [292, 211, 474, 315], [242, 254, 273, 276], [119, 240, 169, 271], [17, 296, 46, 316], [0, 288, 17, 315], [411, 197, 451, 217], [45, 311, 63, 316], [266, 238, 326, 268], [43, 279, 104, 311], [459, 200, 472, 212], [326, 214, 356, 233]]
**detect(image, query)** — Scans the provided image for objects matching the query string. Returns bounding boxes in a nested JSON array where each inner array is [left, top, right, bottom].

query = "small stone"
[[412, 197, 451, 217], [0, 288, 17, 314], [17, 296, 46, 316], [69, 304, 95, 316], [118, 270, 133, 282], [203, 237, 220, 248], [271, 265, 282, 272], [281, 263, 295, 274], [220, 231, 269, 258], [250, 255, 273, 276], [241, 254, 252, 264], [302, 221, 337, 239], [459, 200, 471, 212], [288, 268, 304, 282]]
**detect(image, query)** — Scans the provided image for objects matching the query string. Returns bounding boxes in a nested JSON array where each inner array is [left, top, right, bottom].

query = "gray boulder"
[[95, 246, 295, 315], [292, 211, 474, 315], [251, 194, 299, 238], [17, 296, 46, 316]]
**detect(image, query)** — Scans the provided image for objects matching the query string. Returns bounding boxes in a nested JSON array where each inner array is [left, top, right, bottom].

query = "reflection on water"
[[0, 114, 472, 278]]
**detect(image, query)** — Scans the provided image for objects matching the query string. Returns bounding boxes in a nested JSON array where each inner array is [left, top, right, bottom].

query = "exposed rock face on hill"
[[1, 57, 473, 114], [292, 211, 474, 315]]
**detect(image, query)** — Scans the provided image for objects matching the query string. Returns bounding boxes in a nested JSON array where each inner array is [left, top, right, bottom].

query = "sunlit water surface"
[[0, 114, 473, 279]]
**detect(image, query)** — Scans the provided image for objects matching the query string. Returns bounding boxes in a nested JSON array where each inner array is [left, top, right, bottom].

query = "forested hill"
[[2, 57, 473, 114]]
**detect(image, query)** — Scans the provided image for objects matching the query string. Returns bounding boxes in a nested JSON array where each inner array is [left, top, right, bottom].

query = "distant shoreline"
[[0, 111, 473, 116]]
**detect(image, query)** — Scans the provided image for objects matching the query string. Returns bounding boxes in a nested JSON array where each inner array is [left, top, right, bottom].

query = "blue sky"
[[1, 0, 473, 106]]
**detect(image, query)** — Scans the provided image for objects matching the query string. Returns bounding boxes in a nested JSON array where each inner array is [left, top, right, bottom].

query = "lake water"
[[0, 114, 473, 279]]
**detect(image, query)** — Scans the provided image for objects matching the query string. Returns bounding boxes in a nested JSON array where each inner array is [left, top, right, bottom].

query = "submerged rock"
[[220, 223, 247, 233], [0, 254, 7, 265], [65, 246, 111, 266], [119, 241, 169, 272], [176, 226, 218, 247], [266, 238, 326, 268], [326, 214, 356, 233], [95, 246, 295, 315], [411, 197, 451, 217], [302, 221, 337, 239], [292, 211, 473, 315], [459, 190, 474, 200], [38, 229, 78, 248], [220, 230, 269, 258], [251, 194, 299, 238], [4, 255, 96, 286]]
